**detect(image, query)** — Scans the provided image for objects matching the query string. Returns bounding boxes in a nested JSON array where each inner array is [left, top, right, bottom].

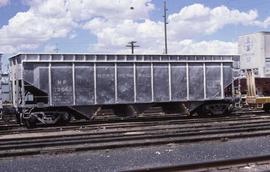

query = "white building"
[[238, 31, 270, 77]]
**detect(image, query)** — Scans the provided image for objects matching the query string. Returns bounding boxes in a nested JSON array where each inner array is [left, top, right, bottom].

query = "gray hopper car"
[[10, 54, 236, 127]]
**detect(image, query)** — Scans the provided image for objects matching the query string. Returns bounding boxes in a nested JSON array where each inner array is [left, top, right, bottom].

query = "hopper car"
[[8, 54, 238, 127]]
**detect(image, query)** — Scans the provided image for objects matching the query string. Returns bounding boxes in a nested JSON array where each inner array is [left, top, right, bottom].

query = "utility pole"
[[163, 0, 168, 54], [53, 43, 59, 53], [126, 41, 139, 54]]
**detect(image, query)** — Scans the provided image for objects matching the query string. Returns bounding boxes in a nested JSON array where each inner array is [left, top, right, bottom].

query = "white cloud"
[[44, 44, 58, 53], [66, 0, 154, 21], [84, 19, 163, 51], [0, 1, 269, 55], [169, 40, 237, 55], [0, 0, 9, 7], [85, 3, 258, 54], [85, 18, 238, 55], [257, 16, 270, 28], [89, 34, 238, 55], [167, 4, 258, 39], [0, 0, 76, 53], [0, 0, 154, 53]]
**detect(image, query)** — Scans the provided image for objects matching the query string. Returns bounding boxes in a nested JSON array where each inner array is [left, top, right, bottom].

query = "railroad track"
[[0, 110, 266, 136], [0, 112, 270, 159], [129, 154, 270, 172]]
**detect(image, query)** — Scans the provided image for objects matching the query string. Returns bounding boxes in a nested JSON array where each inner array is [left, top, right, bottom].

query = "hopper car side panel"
[[189, 63, 204, 100], [136, 63, 151, 102], [117, 63, 134, 103], [171, 63, 187, 100], [75, 64, 95, 104], [20, 62, 229, 106]]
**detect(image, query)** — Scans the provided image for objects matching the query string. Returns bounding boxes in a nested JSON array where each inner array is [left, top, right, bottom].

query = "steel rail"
[[0, 111, 267, 136], [1, 113, 270, 142], [127, 155, 270, 172]]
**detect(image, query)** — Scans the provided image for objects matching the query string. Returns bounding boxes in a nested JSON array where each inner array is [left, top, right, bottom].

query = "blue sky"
[[0, 0, 270, 63]]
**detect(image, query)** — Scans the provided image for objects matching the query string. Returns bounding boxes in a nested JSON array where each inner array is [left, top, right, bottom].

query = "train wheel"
[[210, 103, 233, 115], [24, 117, 37, 128], [62, 112, 71, 122], [196, 103, 233, 116], [57, 113, 71, 125]]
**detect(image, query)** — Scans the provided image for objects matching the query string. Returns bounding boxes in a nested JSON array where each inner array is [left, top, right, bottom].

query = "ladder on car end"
[[232, 69, 242, 108]]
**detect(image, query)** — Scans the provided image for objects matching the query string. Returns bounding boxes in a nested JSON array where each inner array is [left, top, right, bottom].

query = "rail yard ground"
[[2, 136, 270, 172], [1, 111, 270, 171]]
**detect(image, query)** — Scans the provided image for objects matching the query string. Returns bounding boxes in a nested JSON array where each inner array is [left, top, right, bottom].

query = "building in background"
[[238, 31, 270, 77]]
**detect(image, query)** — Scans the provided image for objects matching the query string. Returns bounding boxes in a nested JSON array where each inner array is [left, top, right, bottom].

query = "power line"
[[126, 41, 139, 54]]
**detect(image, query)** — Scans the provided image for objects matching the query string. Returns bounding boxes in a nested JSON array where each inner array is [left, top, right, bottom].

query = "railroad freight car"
[[9, 54, 237, 127], [237, 32, 270, 110]]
